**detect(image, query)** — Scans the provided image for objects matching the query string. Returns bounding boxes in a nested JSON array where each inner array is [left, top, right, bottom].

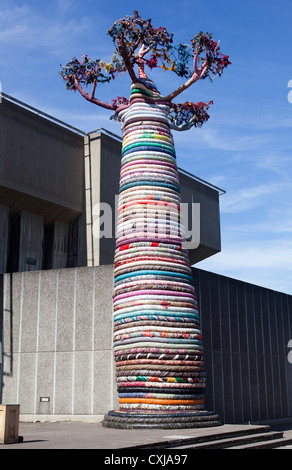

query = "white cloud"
[[0, 4, 93, 54], [254, 153, 291, 177], [57, 0, 75, 16], [197, 238, 292, 294], [220, 182, 282, 213], [210, 108, 292, 131], [202, 128, 270, 152], [226, 205, 292, 235]]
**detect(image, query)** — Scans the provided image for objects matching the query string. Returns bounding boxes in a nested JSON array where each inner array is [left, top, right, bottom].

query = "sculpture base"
[[102, 410, 221, 429]]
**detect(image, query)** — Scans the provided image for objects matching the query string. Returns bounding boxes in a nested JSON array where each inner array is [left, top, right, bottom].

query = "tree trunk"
[[102, 81, 220, 428]]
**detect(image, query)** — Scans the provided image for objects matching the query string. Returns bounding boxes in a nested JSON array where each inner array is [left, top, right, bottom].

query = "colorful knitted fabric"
[[103, 80, 220, 428]]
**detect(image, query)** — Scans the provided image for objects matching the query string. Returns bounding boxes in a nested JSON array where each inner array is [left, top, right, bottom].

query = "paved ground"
[[1, 419, 292, 450]]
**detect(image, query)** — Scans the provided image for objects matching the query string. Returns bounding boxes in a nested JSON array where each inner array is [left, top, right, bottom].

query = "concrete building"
[[0, 93, 291, 424], [1, 265, 291, 424], [0, 93, 222, 275]]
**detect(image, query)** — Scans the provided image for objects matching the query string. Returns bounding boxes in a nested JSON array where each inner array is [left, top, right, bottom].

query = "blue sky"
[[1, 0, 292, 294]]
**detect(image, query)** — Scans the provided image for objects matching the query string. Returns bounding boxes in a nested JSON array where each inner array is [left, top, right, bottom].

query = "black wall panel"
[[193, 267, 292, 424]]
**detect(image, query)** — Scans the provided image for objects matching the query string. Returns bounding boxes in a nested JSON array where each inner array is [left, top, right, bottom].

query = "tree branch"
[[137, 44, 150, 79], [73, 76, 115, 110], [169, 121, 192, 131], [169, 114, 198, 131], [90, 78, 97, 100], [164, 59, 208, 102], [129, 32, 144, 57], [139, 44, 152, 57], [117, 38, 137, 83]]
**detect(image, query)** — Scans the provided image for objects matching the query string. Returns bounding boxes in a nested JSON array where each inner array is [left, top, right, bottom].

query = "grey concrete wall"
[[1, 265, 291, 423], [0, 98, 84, 224], [179, 173, 221, 264], [0, 204, 9, 274], [99, 133, 124, 265], [1, 265, 117, 420]]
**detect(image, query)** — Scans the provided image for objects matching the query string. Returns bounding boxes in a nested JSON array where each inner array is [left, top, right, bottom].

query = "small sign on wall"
[[26, 257, 37, 266]]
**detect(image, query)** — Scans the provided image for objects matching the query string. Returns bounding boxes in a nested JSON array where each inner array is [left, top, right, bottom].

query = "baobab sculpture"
[[60, 11, 230, 428]]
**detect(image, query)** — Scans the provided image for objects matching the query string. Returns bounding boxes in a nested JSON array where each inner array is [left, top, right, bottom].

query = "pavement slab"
[[0, 420, 291, 450]]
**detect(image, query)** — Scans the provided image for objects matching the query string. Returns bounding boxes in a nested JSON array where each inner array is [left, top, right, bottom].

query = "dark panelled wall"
[[193, 267, 292, 424]]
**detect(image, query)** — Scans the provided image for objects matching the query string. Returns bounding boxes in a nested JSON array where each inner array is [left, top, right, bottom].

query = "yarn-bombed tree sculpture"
[[60, 11, 230, 429]]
